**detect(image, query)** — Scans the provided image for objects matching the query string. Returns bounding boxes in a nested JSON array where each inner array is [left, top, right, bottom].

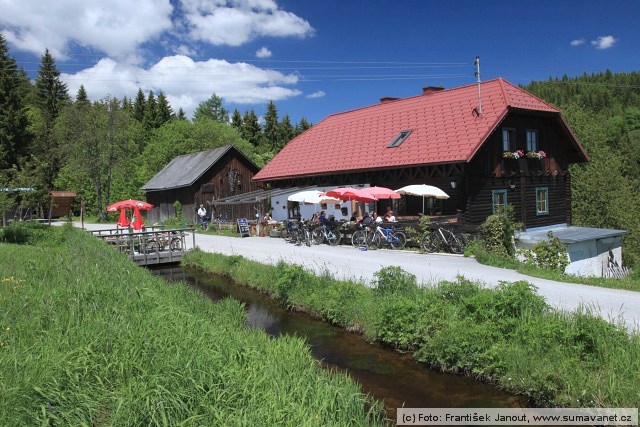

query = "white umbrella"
[[395, 184, 450, 214], [287, 190, 340, 204]]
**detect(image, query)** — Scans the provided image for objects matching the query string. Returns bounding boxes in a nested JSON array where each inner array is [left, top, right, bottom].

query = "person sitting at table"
[[349, 212, 357, 222], [310, 212, 320, 225], [373, 212, 383, 224], [360, 211, 372, 226], [318, 210, 329, 224], [384, 210, 396, 222]]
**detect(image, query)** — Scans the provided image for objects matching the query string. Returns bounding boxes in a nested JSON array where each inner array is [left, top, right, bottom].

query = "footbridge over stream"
[[90, 227, 195, 266]]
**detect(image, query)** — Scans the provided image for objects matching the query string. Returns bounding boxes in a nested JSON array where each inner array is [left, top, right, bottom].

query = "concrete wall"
[[564, 237, 622, 277]]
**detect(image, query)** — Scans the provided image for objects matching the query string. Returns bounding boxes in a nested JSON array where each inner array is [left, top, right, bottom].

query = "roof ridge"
[[500, 79, 560, 112], [325, 78, 506, 119], [497, 77, 510, 105]]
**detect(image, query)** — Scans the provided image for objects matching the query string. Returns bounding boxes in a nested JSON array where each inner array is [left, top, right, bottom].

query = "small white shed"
[[517, 224, 629, 278]]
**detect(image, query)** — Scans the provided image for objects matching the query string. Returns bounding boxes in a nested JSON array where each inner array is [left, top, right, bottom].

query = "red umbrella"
[[131, 206, 145, 230], [321, 187, 378, 202], [116, 209, 130, 228], [359, 186, 400, 199], [106, 199, 153, 212]]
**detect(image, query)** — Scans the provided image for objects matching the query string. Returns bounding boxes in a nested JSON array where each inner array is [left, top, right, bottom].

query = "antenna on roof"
[[474, 56, 482, 116]]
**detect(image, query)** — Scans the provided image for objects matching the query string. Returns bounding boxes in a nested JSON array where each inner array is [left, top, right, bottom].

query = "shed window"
[[492, 189, 507, 215], [526, 129, 538, 152], [387, 130, 412, 148], [502, 128, 516, 151], [536, 187, 549, 215]]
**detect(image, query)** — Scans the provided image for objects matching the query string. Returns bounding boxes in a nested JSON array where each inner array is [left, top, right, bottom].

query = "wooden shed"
[[141, 145, 261, 224]]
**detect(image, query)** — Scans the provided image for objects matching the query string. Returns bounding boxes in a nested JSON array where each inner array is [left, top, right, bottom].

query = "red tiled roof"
[[254, 78, 566, 181]]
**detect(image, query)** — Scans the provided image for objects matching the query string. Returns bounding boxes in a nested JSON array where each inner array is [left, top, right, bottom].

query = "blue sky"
[[2, 0, 638, 124]]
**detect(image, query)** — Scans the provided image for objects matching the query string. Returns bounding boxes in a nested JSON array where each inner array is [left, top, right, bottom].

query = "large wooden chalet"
[[253, 78, 590, 230]]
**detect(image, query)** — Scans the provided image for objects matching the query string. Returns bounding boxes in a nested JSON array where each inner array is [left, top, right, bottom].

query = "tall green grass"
[[183, 249, 640, 408], [0, 225, 385, 426]]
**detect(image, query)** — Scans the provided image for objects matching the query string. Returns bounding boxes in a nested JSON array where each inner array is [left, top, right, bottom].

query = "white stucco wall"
[[269, 186, 374, 222]]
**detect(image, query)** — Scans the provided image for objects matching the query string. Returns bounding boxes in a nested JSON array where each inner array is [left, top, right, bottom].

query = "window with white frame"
[[492, 189, 508, 214], [502, 128, 516, 151], [526, 129, 539, 152], [536, 187, 549, 215]]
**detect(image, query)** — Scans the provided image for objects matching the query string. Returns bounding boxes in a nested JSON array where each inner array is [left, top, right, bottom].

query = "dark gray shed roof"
[[211, 186, 316, 205], [142, 145, 256, 191], [518, 225, 628, 245]]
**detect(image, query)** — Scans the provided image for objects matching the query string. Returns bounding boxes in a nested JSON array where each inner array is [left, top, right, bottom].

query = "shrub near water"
[[183, 250, 640, 408], [0, 227, 385, 426]]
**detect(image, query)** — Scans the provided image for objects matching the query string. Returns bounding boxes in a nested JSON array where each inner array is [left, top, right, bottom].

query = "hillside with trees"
[[524, 71, 640, 265], [0, 36, 311, 221]]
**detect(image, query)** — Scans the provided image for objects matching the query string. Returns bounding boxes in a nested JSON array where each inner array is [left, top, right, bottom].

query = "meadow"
[[0, 223, 385, 426]]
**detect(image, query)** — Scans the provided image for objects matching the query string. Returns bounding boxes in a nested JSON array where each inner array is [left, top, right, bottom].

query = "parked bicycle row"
[[282, 219, 470, 254]]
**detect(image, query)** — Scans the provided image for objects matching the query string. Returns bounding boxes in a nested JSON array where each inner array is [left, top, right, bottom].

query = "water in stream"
[[151, 265, 526, 418]]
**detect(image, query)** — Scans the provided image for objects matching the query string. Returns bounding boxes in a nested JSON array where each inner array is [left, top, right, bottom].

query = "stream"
[[151, 265, 526, 419]]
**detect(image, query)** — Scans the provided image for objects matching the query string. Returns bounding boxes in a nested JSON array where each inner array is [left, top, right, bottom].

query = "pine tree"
[[156, 91, 174, 125], [133, 88, 146, 122], [295, 117, 312, 136], [177, 108, 187, 121], [193, 93, 229, 123], [76, 85, 89, 103], [231, 109, 243, 131], [278, 113, 294, 148], [143, 90, 159, 129], [263, 101, 279, 150], [121, 95, 132, 115], [241, 110, 262, 147], [0, 34, 31, 169], [35, 49, 69, 124]]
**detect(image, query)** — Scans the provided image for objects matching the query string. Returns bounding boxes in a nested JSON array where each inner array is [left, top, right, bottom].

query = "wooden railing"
[[90, 227, 195, 265]]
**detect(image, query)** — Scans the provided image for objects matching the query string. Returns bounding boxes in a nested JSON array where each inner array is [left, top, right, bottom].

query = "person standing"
[[197, 204, 207, 225]]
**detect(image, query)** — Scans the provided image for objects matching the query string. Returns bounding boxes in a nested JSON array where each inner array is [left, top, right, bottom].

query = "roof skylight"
[[387, 130, 412, 148]]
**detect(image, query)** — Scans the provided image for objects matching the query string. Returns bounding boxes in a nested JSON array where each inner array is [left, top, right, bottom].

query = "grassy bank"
[[467, 244, 640, 292], [0, 223, 385, 426], [183, 249, 640, 408]]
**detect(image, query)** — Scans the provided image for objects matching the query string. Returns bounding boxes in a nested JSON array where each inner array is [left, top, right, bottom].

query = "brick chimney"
[[422, 86, 444, 95], [380, 96, 399, 103]]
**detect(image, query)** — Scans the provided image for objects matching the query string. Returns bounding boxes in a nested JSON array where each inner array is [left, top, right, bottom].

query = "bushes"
[[521, 231, 570, 272]]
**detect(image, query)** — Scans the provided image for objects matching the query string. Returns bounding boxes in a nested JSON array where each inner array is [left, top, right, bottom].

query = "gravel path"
[[76, 222, 640, 332]]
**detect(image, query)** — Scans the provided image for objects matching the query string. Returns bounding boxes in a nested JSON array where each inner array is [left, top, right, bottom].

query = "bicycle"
[[200, 215, 211, 231], [146, 231, 183, 253], [311, 222, 342, 246], [351, 224, 375, 248], [369, 223, 406, 250], [419, 222, 465, 254]]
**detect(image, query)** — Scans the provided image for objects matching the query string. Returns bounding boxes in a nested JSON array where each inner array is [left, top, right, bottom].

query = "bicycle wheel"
[[146, 240, 159, 254], [445, 231, 464, 254], [456, 232, 470, 251], [389, 231, 407, 249], [368, 232, 382, 249], [170, 237, 182, 252], [304, 228, 313, 247], [420, 232, 438, 253], [351, 230, 366, 247], [311, 228, 324, 245], [326, 229, 341, 246]]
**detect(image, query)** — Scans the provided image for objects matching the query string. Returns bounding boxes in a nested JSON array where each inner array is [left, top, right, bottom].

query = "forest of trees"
[[0, 35, 311, 221], [2, 34, 639, 265]]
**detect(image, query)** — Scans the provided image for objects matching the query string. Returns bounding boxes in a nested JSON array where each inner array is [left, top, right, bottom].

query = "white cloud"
[[306, 91, 326, 99], [591, 35, 617, 49], [570, 39, 585, 46], [180, 0, 314, 46], [61, 55, 302, 117], [0, 0, 173, 59], [256, 47, 272, 58]]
